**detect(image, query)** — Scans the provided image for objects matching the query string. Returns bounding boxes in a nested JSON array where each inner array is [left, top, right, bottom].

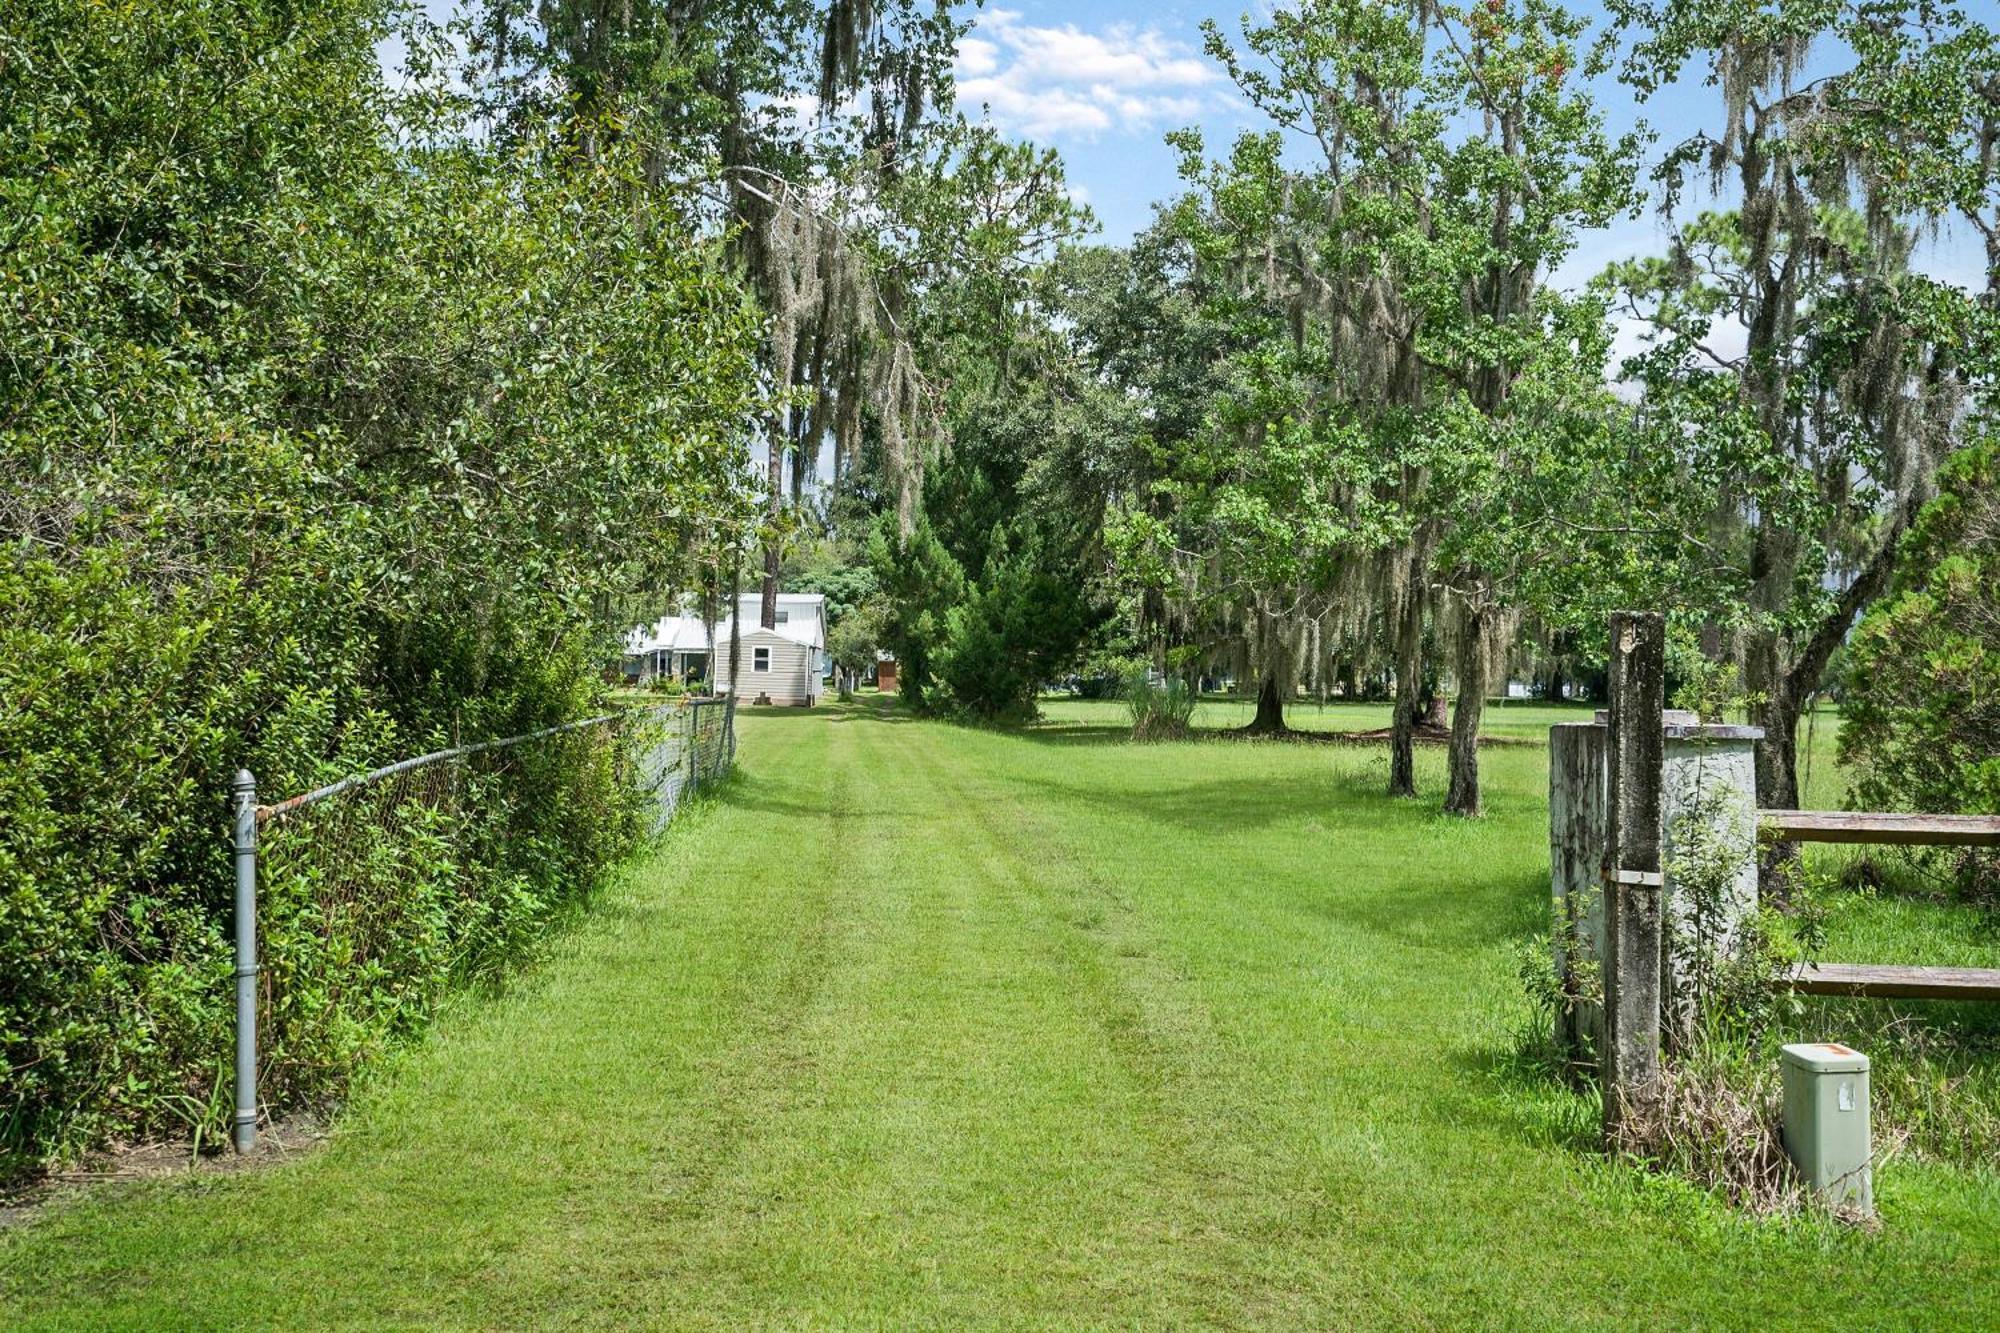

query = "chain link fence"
[[228, 697, 735, 1148], [625, 696, 738, 836]]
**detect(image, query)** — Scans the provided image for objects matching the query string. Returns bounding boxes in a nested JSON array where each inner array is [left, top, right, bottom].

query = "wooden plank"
[[1757, 809, 2000, 847], [1781, 963, 2000, 1002]]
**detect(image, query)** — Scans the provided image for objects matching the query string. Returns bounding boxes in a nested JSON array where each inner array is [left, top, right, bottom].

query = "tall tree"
[[1169, 0, 1640, 810], [1613, 0, 1998, 808]]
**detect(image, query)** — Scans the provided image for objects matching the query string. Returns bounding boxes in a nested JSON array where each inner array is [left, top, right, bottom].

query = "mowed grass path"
[[4, 700, 1997, 1328]]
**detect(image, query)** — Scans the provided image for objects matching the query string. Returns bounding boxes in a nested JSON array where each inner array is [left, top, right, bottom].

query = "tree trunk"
[[1753, 666, 1803, 811], [700, 552, 719, 694], [1445, 608, 1489, 817], [1751, 656, 1804, 900], [761, 429, 781, 630], [1389, 576, 1423, 797], [1247, 669, 1287, 735], [727, 546, 744, 695], [1307, 618, 1323, 700]]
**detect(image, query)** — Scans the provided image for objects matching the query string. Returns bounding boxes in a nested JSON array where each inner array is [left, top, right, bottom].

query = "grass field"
[[3, 696, 1997, 1328]]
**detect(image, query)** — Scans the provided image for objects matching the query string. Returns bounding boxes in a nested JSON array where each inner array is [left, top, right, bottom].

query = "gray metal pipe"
[[232, 769, 258, 1154], [257, 710, 624, 824]]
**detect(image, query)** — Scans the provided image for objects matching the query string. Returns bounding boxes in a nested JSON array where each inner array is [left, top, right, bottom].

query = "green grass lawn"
[[3, 698, 1997, 1328], [1038, 690, 1851, 793], [1036, 692, 1590, 743]]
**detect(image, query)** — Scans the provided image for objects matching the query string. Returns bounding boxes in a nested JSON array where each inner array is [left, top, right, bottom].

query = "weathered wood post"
[[1549, 720, 1607, 1060], [1603, 611, 1665, 1136]]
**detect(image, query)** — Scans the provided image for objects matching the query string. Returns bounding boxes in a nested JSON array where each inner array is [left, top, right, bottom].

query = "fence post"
[[1549, 719, 1609, 1059], [1603, 612, 1665, 1137], [692, 696, 708, 788], [231, 769, 259, 1154]]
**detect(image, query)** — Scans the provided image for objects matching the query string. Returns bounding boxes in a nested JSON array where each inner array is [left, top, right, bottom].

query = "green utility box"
[[1780, 1042, 1873, 1216]]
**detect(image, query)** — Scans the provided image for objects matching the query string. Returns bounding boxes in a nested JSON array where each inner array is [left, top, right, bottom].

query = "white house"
[[712, 593, 827, 707], [622, 613, 713, 684], [623, 593, 828, 706]]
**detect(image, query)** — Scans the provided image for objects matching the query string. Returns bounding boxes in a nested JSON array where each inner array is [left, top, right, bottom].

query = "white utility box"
[[1780, 1042, 1873, 1216]]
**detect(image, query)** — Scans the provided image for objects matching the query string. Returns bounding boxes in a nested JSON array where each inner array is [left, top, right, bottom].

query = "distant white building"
[[623, 593, 828, 707], [713, 593, 827, 707]]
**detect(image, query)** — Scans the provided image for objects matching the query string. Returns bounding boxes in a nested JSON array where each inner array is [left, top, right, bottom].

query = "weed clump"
[[1122, 666, 1198, 741], [1605, 1049, 1808, 1216]]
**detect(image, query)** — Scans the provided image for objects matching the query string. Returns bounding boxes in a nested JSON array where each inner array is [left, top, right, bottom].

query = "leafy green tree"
[[935, 530, 1099, 722], [1058, 236, 1232, 681], [786, 541, 880, 628], [1840, 438, 2000, 825], [840, 129, 1109, 720], [471, 0, 975, 628], [827, 607, 883, 697], [1151, 0, 1641, 811], [868, 517, 965, 710]]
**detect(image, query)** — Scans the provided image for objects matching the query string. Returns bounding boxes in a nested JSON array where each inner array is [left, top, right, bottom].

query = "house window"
[[775, 610, 789, 624], [752, 647, 771, 673]]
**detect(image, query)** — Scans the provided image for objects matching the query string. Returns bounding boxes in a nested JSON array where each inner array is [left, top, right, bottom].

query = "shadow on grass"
[[1017, 723, 1135, 746], [815, 695, 1549, 752], [1451, 1035, 1605, 1155], [1002, 768, 1386, 835], [1295, 866, 1552, 955], [733, 702, 855, 721]]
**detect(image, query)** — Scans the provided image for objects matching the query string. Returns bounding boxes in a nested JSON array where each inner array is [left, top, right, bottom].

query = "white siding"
[[712, 629, 818, 706]]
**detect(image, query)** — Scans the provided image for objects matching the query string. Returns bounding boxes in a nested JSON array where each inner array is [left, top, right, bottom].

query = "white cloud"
[[954, 10, 1230, 141], [956, 36, 1001, 78]]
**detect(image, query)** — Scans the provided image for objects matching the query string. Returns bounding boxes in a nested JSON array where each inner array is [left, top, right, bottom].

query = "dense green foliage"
[[1125, 0, 1653, 807], [248, 717, 677, 1129], [1841, 439, 2000, 826], [818, 143, 1115, 721], [868, 518, 967, 711], [0, 0, 762, 1173], [1120, 666, 1200, 741], [933, 530, 1100, 722]]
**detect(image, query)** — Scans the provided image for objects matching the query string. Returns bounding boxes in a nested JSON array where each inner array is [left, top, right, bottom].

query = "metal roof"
[[624, 592, 827, 655]]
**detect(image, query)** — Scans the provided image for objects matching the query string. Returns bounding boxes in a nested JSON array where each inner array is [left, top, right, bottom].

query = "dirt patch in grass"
[[0, 1114, 330, 1231]]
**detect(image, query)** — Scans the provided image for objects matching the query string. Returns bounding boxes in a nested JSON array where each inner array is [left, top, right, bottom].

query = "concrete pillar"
[[1660, 718, 1763, 1047], [1550, 712, 1764, 1053]]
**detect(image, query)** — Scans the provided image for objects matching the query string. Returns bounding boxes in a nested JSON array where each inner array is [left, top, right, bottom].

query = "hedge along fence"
[[4, 698, 734, 1176], [238, 697, 736, 1146]]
